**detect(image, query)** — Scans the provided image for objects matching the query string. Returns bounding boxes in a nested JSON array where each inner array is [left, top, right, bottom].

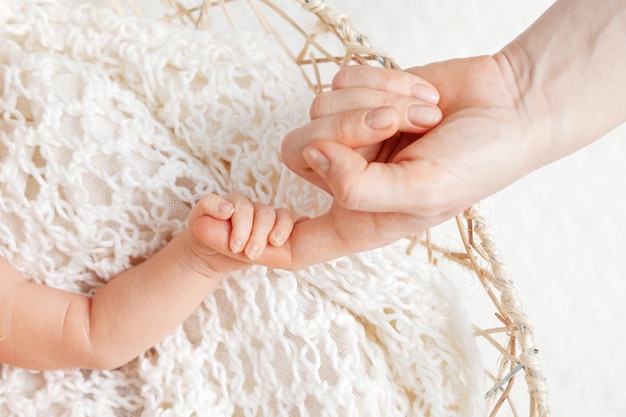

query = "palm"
[[373, 56, 535, 218]]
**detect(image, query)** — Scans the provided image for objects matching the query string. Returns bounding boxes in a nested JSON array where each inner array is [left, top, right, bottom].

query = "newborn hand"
[[184, 192, 295, 275]]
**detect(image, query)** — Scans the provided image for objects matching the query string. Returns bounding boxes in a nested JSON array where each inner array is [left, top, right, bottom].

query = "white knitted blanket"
[[0, 1, 484, 416]]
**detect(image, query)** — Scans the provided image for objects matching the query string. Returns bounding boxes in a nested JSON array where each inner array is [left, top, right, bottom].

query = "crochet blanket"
[[0, 1, 484, 416]]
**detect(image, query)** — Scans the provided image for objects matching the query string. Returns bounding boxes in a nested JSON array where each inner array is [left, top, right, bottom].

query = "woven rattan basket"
[[116, 1, 551, 415]]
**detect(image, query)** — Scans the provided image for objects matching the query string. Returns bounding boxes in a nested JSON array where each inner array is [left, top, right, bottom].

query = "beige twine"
[[466, 207, 550, 416]]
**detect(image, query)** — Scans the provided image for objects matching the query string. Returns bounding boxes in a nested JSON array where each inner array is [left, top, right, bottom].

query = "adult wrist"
[[492, 44, 553, 173], [498, 0, 626, 168]]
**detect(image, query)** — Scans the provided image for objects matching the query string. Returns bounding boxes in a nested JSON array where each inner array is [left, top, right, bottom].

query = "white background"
[[330, 1, 626, 416]]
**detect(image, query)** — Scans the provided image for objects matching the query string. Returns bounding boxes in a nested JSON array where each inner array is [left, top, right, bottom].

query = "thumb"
[[303, 140, 416, 213]]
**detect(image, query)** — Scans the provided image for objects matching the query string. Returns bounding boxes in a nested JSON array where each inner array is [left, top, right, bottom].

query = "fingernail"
[[272, 232, 285, 246], [245, 244, 259, 259], [410, 84, 439, 104], [303, 147, 330, 178], [218, 202, 234, 215], [408, 105, 441, 127], [271, 231, 284, 246], [231, 240, 243, 253], [365, 107, 396, 130]]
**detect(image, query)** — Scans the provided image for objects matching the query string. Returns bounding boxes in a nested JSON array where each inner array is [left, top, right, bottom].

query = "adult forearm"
[[496, 0, 626, 167]]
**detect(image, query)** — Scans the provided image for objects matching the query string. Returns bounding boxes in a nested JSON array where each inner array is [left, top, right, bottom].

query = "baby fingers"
[[187, 193, 235, 226], [221, 192, 295, 260], [243, 206, 293, 260], [224, 192, 255, 254], [268, 208, 294, 247]]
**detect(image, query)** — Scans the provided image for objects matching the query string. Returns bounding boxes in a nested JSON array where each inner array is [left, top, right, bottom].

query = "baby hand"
[[185, 192, 296, 274], [217, 192, 294, 259]]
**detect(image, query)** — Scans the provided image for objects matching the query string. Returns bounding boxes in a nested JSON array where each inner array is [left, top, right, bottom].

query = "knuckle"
[[337, 113, 350, 139], [309, 92, 330, 119], [254, 205, 276, 220], [274, 207, 291, 219], [193, 194, 218, 217], [406, 182, 453, 220], [280, 133, 295, 167], [331, 67, 352, 90], [334, 182, 362, 210], [381, 70, 394, 92], [337, 111, 359, 142], [280, 132, 298, 169], [199, 194, 215, 208], [235, 201, 254, 217]]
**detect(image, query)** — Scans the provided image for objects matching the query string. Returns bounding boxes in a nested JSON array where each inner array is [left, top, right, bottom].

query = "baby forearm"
[[85, 231, 219, 369], [497, 0, 626, 166], [0, 232, 219, 371]]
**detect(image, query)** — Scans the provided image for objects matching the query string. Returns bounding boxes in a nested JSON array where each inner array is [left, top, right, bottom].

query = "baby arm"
[[0, 193, 294, 371]]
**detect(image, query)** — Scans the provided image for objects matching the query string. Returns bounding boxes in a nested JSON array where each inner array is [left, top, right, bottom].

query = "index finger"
[[281, 107, 401, 189], [332, 66, 439, 102]]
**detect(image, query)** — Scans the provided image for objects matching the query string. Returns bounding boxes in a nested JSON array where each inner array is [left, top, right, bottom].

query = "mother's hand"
[[282, 56, 544, 223]]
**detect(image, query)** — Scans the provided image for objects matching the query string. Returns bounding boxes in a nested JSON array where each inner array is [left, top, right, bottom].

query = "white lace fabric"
[[0, 1, 483, 415]]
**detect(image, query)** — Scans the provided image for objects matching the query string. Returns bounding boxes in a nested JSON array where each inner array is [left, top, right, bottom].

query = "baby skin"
[[0, 192, 295, 371]]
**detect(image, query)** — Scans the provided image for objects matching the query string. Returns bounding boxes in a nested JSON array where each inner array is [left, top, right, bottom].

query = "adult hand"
[[283, 0, 626, 227], [282, 57, 543, 225]]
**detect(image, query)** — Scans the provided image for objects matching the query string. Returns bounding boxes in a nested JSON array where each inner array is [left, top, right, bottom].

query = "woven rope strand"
[[467, 207, 551, 417], [300, 0, 390, 61]]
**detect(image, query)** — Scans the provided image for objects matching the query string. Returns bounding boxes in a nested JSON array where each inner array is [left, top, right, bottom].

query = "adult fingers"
[[281, 106, 401, 187], [310, 87, 441, 133], [302, 139, 443, 215], [331, 65, 439, 104]]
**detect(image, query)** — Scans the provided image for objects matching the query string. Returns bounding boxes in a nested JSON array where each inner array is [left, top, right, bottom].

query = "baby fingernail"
[[246, 244, 259, 259], [408, 105, 441, 126], [218, 202, 234, 215], [365, 107, 396, 130], [231, 240, 243, 253], [410, 84, 439, 104], [271, 231, 284, 246]]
